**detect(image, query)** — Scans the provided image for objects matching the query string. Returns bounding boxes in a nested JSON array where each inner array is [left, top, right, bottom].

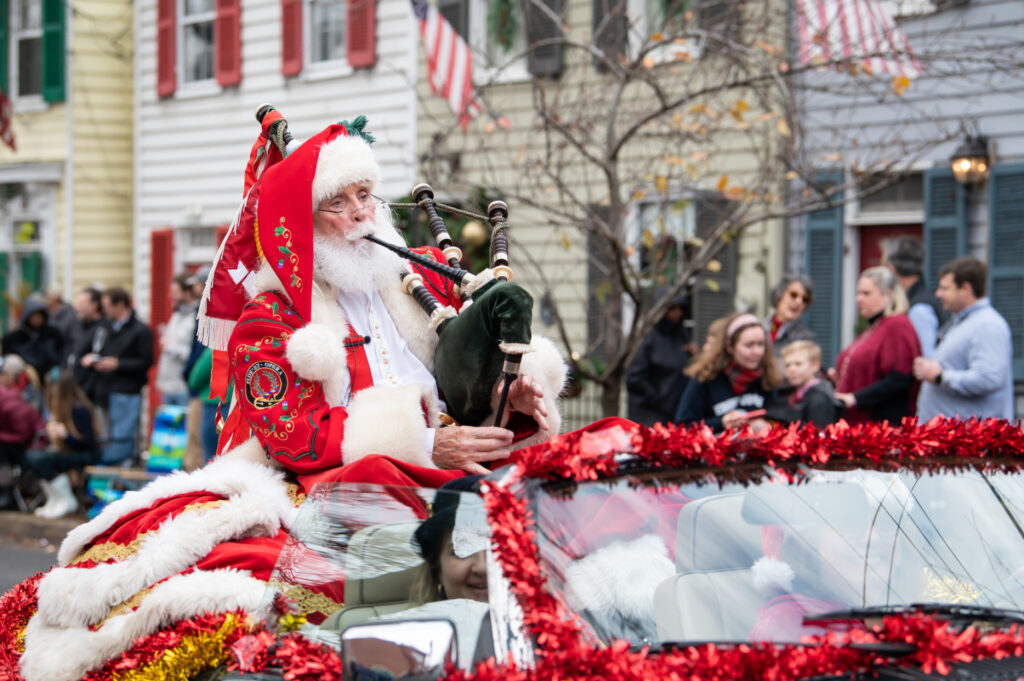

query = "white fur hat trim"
[[751, 556, 795, 593], [312, 134, 381, 207]]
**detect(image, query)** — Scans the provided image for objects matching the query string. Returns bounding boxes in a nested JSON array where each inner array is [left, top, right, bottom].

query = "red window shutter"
[[216, 0, 242, 86], [347, 0, 376, 68], [149, 228, 175, 415], [281, 0, 303, 77], [156, 0, 176, 97]]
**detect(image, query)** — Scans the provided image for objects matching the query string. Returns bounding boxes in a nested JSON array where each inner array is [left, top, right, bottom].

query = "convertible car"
[[7, 417, 1024, 681]]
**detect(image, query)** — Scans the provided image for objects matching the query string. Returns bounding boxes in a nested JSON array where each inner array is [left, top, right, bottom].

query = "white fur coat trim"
[[488, 335, 568, 450], [20, 569, 266, 681], [751, 556, 795, 593], [40, 471, 288, 628], [341, 384, 439, 468], [58, 456, 293, 566], [564, 534, 674, 622], [312, 134, 381, 207]]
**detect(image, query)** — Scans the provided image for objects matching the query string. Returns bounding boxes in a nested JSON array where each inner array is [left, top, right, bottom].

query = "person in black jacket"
[[674, 312, 782, 432], [884, 237, 945, 357], [774, 341, 840, 427], [626, 296, 696, 426], [80, 287, 154, 464], [67, 287, 106, 401], [1, 296, 64, 380]]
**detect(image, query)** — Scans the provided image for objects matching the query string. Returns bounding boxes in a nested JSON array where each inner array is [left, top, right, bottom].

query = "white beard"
[[311, 208, 407, 295]]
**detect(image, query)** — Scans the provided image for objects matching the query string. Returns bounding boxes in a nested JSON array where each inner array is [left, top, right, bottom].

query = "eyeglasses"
[[317, 193, 386, 217], [786, 290, 811, 305]]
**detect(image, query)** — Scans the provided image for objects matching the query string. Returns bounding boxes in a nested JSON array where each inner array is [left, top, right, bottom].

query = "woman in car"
[[674, 312, 782, 432], [411, 475, 488, 604]]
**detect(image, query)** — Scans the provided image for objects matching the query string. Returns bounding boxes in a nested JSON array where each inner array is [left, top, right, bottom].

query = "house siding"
[[134, 0, 417, 321]]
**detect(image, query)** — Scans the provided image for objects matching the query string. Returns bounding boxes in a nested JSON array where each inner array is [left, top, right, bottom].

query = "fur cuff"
[[285, 322, 350, 407], [341, 385, 438, 468], [462, 268, 495, 298], [429, 306, 458, 334]]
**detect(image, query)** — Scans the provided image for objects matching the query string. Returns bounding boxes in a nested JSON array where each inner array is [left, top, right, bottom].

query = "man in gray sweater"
[[913, 256, 1013, 421]]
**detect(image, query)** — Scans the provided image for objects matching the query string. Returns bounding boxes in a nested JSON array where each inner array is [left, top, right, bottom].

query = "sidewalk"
[[0, 510, 84, 547]]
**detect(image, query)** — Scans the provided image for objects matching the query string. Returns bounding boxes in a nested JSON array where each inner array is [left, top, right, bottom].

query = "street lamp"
[[950, 135, 990, 185]]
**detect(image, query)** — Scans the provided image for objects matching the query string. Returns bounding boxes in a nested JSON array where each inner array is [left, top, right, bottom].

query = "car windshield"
[[533, 467, 1024, 647]]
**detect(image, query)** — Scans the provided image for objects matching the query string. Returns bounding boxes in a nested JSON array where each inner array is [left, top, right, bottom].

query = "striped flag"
[[794, 0, 922, 79], [411, 0, 482, 129]]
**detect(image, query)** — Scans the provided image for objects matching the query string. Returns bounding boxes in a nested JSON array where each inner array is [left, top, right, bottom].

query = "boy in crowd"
[[780, 341, 839, 427]]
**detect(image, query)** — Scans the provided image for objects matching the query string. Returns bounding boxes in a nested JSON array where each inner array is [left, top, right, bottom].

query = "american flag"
[[411, 0, 482, 129], [794, 0, 922, 79]]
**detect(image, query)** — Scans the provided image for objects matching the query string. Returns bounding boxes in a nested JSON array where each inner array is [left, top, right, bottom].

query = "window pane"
[[14, 0, 41, 32], [185, 0, 214, 16], [311, 0, 346, 63], [183, 20, 214, 82], [18, 37, 41, 96]]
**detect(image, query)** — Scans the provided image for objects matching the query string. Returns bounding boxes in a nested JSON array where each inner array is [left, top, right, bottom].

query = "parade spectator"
[[22, 371, 100, 518], [675, 312, 782, 432], [776, 341, 840, 427], [884, 237, 944, 357], [187, 347, 222, 463], [832, 267, 920, 424], [765, 275, 815, 354], [913, 256, 1013, 421], [0, 355, 46, 510], [155, 274, 197, 406], [68, 287, 105, 398], [1, 296, 64, 379], [626, 293, 696, 426], [46, 284, 77, 344], [81, 287, 154, 464]]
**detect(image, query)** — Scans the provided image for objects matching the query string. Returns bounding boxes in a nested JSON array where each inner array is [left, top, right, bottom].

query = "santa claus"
[[10, 119, 565, 681]]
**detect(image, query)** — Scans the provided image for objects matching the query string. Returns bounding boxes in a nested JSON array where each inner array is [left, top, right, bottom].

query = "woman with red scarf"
[[674, 313, 782, 431], [832, 266, 921, 424]]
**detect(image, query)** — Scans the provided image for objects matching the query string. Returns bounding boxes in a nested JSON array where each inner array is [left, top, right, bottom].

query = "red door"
[[859, 224, 923, 273]]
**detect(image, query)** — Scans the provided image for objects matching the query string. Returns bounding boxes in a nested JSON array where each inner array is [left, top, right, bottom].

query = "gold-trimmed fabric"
[[71, 500, 225, 566], [284, 482, 307, 507], [97, 585, 157, 628], [268, 579, 343, 618]]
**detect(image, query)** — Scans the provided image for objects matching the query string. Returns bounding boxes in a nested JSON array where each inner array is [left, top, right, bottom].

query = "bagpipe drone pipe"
[[255, 105, 535, 428]]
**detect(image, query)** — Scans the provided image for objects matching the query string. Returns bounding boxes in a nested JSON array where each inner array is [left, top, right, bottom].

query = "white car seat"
[[654, 493, 765, 642]]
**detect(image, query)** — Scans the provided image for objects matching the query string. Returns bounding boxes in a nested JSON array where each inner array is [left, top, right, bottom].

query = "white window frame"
[[625, 0, 730, 65], [9, 0, 44, 109], [1, 181, 58, 318], [303, 0, 352, 80], [178, 0, 217, 92], [468, 0, 529, 84]]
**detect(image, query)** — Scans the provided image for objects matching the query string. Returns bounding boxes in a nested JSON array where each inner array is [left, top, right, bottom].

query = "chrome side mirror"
[[341, 619, 457, 681]]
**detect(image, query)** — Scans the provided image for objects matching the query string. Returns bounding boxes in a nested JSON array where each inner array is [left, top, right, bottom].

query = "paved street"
[[0, 539, 58, 594]]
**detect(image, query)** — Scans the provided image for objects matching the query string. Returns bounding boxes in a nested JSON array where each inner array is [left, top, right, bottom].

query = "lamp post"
[[950, 135, 990, 186]]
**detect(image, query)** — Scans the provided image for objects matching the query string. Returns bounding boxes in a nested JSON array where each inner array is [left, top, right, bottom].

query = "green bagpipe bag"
[[433, 279, 533, 427]]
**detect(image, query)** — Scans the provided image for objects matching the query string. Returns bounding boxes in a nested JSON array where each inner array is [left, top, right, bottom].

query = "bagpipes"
[[254, 105, 534, 428]]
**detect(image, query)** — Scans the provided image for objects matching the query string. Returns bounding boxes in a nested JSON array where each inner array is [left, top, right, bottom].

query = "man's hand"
[[95, 356, 119, 372], [81, 353, 99, 368], [835, 392, 856, 408], [496, 375, 549, 432], [913, 357, 942, 383], [432, 426, 514, 475]]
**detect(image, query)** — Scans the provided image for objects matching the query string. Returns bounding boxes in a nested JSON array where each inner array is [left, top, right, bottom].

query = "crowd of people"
[[0, 270, 223, 517], [629, 237, 1015, 432]]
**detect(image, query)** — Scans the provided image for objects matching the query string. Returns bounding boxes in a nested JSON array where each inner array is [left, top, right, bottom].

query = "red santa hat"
[[197, 116, 379, 398]]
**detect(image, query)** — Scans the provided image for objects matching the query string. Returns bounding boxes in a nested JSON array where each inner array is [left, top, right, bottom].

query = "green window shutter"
[[41, 0, 64, 103], [692, 196, 737, 345], [923, 167, 966, 290], [586, 205, 621, 365], [803, 170, 844, 368], [0, 0, 8, 94], [987, 163, 1024, 381], [18, 251, 43, 292]]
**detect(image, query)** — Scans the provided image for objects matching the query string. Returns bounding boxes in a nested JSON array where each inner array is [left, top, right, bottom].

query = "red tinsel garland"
[[0, 570, 45, 678], [516, 417, 1024, 482], [466, 417, 1024, 681]]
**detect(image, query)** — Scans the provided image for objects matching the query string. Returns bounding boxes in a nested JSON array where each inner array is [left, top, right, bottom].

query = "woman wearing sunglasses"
[[766, 275, 816, 355]]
